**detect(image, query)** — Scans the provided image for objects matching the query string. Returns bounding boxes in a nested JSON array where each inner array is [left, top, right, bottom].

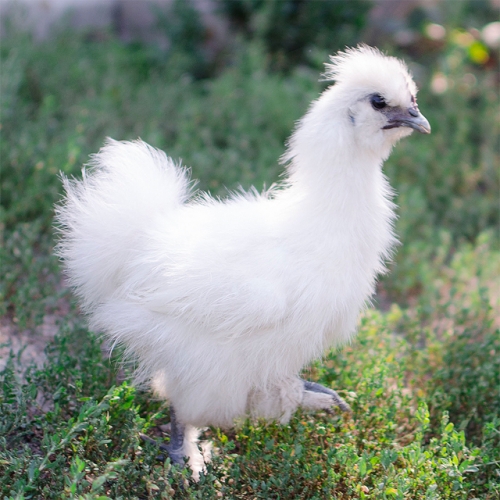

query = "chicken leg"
[[165, 406, 186, 465], [139, 406, 185, 465], [302, 379, 351, 413]]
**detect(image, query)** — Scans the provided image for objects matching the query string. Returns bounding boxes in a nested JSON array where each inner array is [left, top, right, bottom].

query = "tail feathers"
[[55, 139, 192, 311]]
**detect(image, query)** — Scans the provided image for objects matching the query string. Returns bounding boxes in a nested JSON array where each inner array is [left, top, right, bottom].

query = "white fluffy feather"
[[55, 45, 428, 478]]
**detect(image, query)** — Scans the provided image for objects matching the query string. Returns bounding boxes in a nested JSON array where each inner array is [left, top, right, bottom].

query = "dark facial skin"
[[370, 93, 431, 134]]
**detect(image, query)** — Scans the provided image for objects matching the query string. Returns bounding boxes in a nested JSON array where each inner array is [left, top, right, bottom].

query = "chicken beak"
[[383, 107, 431, 134], [405, 109, 431, 134]]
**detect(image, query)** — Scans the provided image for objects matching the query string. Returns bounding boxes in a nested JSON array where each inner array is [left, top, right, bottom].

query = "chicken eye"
[[371, 94, 387, 110]]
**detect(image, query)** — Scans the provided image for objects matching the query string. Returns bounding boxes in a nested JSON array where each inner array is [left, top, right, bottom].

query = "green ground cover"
[[1, 3, 499, 498]]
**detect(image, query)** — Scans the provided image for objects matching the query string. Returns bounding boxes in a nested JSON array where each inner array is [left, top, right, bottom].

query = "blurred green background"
[[1, 1, 499, 498]]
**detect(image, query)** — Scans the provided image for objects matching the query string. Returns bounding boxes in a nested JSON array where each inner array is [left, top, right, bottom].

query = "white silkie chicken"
[[55, 46, 430, 478]]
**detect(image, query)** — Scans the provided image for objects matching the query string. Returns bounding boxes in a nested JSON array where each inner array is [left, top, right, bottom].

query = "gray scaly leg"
[[139, 405, 186, 465], [165, 406, 186, 465], [302, 379, 351, 412]]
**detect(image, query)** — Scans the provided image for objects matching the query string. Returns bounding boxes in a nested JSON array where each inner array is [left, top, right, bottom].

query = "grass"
[[1, 13, 499, 500]]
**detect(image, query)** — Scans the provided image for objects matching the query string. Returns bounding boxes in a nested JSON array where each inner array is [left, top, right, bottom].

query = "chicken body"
[[56, 46, 430, 477]]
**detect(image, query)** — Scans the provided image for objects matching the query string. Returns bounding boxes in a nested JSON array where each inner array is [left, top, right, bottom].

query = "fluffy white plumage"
[[55, 45, 430, 478]]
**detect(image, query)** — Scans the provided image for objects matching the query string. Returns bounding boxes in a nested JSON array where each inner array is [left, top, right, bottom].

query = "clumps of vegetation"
[[1, 2, 498, 497], [2, 299, 497, 498]]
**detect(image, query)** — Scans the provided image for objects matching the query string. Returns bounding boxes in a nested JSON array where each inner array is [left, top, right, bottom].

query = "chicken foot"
[[139, 406, 185, 465], [302, 379, 351, 413], [164, 406, 186, 464]]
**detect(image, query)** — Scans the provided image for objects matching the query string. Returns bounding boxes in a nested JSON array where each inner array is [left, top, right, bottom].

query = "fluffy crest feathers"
[[324, 45, 418, 105]]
